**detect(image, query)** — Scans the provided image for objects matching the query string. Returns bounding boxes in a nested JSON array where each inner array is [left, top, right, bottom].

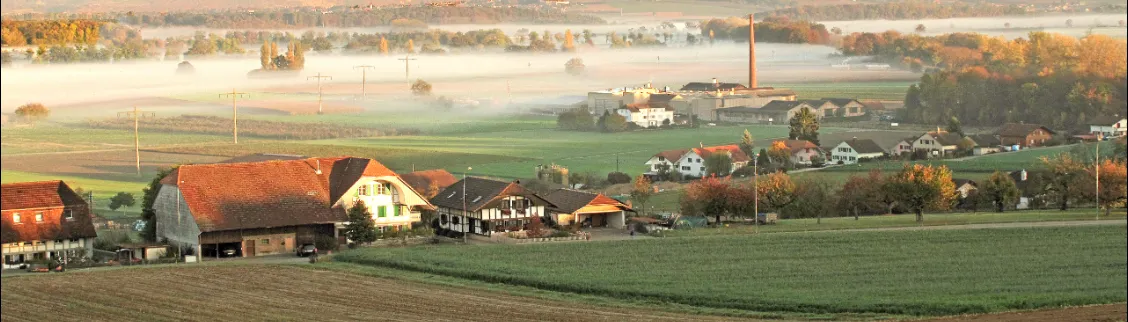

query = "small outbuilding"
[[544, 189, 632, 229]]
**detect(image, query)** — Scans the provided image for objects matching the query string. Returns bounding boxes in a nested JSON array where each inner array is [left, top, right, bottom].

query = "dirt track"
[[919, 304, 1127, 322], [0, 265, 751, 322]]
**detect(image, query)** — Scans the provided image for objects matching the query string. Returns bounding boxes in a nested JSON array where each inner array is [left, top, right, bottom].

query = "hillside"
[[0, 0, 385, 14]]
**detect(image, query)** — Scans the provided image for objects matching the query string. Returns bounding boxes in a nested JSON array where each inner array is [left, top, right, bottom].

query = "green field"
[[1, 124, 253, 155], [1, 170, 145, 219], [337, 224, 1127, 317]]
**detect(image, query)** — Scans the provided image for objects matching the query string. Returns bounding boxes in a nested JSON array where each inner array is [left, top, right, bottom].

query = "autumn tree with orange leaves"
[[681, 176, 730, 225], [756, 172, 797, 214], [1088, 160, 1127, 217], [885, 164, 957, 223], [837, 170, 885, 219]]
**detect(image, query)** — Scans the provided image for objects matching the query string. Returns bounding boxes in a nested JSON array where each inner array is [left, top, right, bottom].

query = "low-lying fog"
[[822, 13, 1128, 39], [1, 42, 916, 113]]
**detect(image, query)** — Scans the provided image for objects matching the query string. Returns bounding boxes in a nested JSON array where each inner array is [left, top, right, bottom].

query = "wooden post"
[[133, 106, 140, 176], [219, 89, 247, 144]]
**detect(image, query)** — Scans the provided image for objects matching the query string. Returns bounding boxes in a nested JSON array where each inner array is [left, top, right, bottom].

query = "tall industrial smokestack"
[[749, 14, 757, 89]]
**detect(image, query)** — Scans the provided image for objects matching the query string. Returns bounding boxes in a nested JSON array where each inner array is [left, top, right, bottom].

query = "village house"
[[998, 123, 1055, 148], [645, 145, 751, 178], [967, 134, 1002, 156], [543, 189, 632, 229], [430, 177, 554, 236], [869, 137, 914, 157], [587, 84, 662, 115], [912, 130, 965, 156], [830, 139, 885, 164], [153, 157, 433, 258], [716, 100, 815, 124], [823, 98, 867, 117], [399, 169, 458, 199], [952, 179, 979, 199], [776, 140, 824, 165], [2, 181, 97, 268], [1088, 116, 1126, 138], [616, 102, 675, 127]]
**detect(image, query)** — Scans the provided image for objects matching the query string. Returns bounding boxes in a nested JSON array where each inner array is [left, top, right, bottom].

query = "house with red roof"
[[644, 144, 751, 178], [774, 140, 824, 166], [2, 181, 97, 267], [154, 157, 433, 258]]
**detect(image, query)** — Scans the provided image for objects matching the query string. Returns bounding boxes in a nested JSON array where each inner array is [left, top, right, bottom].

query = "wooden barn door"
[[244, 240, 256, 257]]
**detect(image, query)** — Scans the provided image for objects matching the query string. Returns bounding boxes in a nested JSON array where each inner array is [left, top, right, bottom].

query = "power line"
[[219, 89, 248, 144], [307, 73, 333, 114], [397, 54, 417, 80], [353, 65, 375, 100]]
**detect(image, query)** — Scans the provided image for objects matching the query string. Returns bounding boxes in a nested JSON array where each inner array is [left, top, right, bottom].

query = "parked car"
[[221, 248, 238, 257], [296, 244, 318, 257]]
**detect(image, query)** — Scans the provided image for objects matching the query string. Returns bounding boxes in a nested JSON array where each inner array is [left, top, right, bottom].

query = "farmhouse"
[[1088, 116, 1126, 138], [400, 169, 458, 199], [912, 130, 964, 156], [2, 181, 97, 267], [775, 140, 824, 165], [998, 123, 1055, 148], [870, 136, 914, 157], [544, 189, 632, 229], [716, 100, 814, 124], [430, 177, 555, 236], [967, 134, 1002, 156], [645, 145, 750, 178], [153, 157, 433, 258], [830, 139, 885, 164], [616, 103, 675, 128], [952, 179, 979, 199], [822, 98, 866, 117]]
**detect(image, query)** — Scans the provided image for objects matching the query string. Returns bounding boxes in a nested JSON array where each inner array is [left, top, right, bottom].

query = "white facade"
[[336, 176, 429, 230], [617, 106, 674, 128], [2, 238, 94, 268], [587, 87, 659, 114], [830, 142, 884, 165], [436, 196, 547, 236], [912, 133, 958, 155], [1090, 118, 1127, 138], [882, 140, 913, 156], [644, 151, 708, 178]]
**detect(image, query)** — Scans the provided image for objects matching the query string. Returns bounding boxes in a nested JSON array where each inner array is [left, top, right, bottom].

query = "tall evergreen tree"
[[344, 201, 377, 245], [788, 107, 820, 145]]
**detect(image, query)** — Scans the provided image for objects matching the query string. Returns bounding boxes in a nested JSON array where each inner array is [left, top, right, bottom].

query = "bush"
[[315, 235, 339, 252], [606, 172, 631, 184], [549, 230, 572, 238]]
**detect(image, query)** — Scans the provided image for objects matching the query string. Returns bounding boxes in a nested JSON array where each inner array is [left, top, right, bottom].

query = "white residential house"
[[617, 103, 675, 127], [830, 139, 885, 164], [775, 140, 824, 165], [1089, 117, 1127, 138], [587, 84, 661, 115], [645, 145, 751, 178], [912, 131, 964, 156]]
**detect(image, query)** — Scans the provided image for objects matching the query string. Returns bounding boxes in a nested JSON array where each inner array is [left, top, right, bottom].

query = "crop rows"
[[337, 225, 1128, 317], [83, 115, 421, 140]]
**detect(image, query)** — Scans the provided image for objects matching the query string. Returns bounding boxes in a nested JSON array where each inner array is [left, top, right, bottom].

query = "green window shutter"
[[394, 205, 402, 217], [378, 206, 387, 218]]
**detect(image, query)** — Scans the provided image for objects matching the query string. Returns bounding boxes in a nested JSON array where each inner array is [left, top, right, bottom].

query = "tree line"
[[840, 31, 1127, 129], [760, 1, 1026, 22], [5, 6, 605, 29], [1, 19, 103, 46], [700, 16, 832, 45]]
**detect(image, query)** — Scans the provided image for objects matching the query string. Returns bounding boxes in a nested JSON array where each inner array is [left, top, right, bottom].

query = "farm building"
[[998, 123, 1055, 148], [1087, 116, 1126, 138], [2, 181, 97, 268], [543, 189, 633, 229], [774, 140, 824, 166], [399, 169, 458, 199], [829, 139, 884, 164], [967, 134, 1003, 156], [822, 98, 867, 117], [912, 130, 965, 156], [645, 145, 751, 178], [586, 84, 663, 115], [153, 157, 433, 258], [430, 177, 554, 236], [617, 103, 675, 128], [715, 100, 815, 124]]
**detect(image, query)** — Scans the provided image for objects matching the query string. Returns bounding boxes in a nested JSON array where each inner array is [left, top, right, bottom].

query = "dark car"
[[296, 244, 318, 257]]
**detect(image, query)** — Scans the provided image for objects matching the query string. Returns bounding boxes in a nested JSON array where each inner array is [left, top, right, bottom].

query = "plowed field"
[[0, 265, 748, 322]]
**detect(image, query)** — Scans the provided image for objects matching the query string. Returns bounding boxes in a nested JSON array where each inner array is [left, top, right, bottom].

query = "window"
[[700, 167, 706, 172], [35, 212, 44, 223], [64, 210, 74, 220], [515, 199, 527, 210], [697, 158, 702, 163], [12, 213, 19, 224], [394, 206, 402, 217], [452, 216, 461, 225], [500, 200, 509, 210], [260, 239, 270, 245], [376, 183, 389, 195], [378, 206, 387, 218], [358, 184, 369, 196]]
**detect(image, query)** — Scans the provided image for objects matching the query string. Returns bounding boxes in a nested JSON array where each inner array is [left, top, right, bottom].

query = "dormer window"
[[35, 212, 44, 223]]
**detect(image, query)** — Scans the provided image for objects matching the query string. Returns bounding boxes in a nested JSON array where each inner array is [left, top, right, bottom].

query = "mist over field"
[[0, 42, 915, 114], [823, 13, 1128, 38]]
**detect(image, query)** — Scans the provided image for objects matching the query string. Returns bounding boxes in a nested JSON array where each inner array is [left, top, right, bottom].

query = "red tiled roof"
[[400, 169, 458, 197], [652, 149, 690, 162], [692, 145, 751, 163], [776, 140, 820, 154], [2, 181, 97, 244], [163, 157, 400, 233]]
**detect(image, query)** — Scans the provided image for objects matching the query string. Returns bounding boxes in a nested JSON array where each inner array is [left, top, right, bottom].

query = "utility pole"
[[754, 153, 759, 234], [1095, 133, 1103, 220], [353, 65, 375, 100], [119, 106, 149, 176], [398, 54, 417, 80], [219, 89, 248, 144], [462, 167, 472, 244], [307, 73, 333, 114]]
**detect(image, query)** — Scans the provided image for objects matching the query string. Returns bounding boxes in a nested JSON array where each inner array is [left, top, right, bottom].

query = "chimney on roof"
[[315, 160, 322, 175], [749, 13, 758, 89], [699, 142, 704, 148]]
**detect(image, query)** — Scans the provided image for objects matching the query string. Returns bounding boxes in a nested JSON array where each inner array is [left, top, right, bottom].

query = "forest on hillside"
[[699, 17, 832, 45], [840, 30, 1127, 130]]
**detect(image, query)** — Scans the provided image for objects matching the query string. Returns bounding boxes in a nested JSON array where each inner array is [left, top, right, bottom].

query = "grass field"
[[337, 224, 1128, 317], [1, 124, 252, 155], [1, 170, 145, 219], [0, 265, 741, 322]]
